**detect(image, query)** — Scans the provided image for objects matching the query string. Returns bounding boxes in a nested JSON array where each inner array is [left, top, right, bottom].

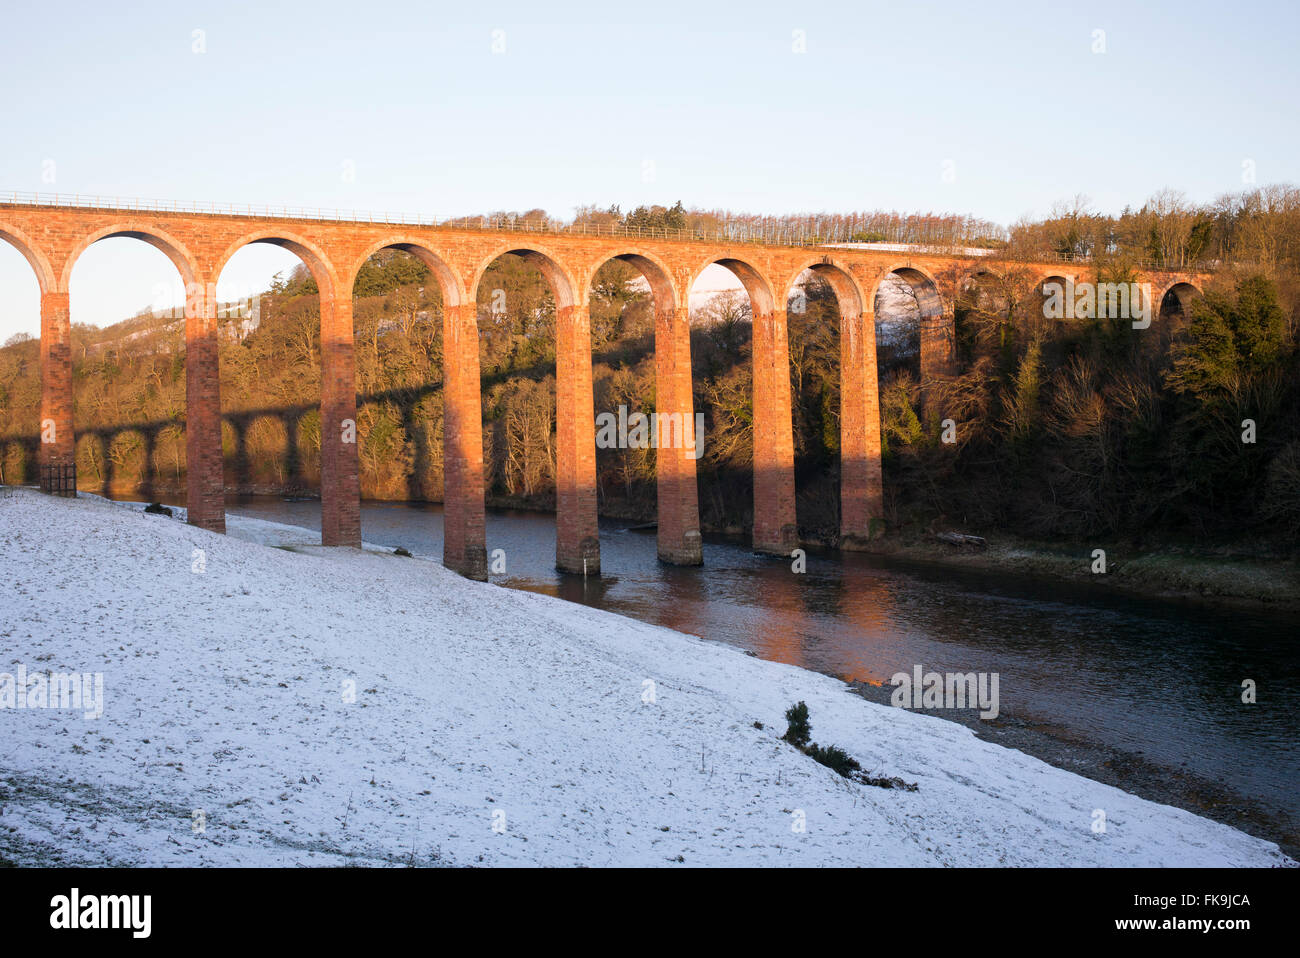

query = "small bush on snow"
[[782, 701, 811, 747]]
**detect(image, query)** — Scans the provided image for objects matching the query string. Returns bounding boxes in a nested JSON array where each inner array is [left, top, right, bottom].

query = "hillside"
[[1, 488, 1289, 867]]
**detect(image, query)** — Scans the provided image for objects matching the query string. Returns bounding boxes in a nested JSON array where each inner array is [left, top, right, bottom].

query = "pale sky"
[[2, 0, 1297, 338]]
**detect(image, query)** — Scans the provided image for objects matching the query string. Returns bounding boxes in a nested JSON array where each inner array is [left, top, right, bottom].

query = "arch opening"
[[880, 267, 947, 383], [348, 246, 449, 504], [0, 229, 45, 336], [64, 227, 199, 295], [587, 251, 700, 565], [214, 239, 352, 542], [873, 271, 924, 383], [61, 237, 197, 500], [0, 236, 44, 473], [0, 226, 53, 296], [787, 266, 854, 542], [1, 438, 35, 487], [215, 235, 336, 306], [1158, 281, 1201, 323], [473, 247, 592, 574], [474, 249, 564, 499], [1035, 273, 1074, 318], [686, 256, 794, 555], [953, 267, 1034, 372], [216, 242, 326, 427]]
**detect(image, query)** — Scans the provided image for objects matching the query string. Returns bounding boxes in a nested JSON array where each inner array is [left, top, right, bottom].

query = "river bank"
[[851, 529, 1300, 612], [0, 487, 1290, 866], [74, 479, 1300, 612]]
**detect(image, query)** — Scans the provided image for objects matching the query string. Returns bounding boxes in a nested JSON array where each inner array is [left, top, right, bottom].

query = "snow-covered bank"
[[0, 488, 1290, 866]]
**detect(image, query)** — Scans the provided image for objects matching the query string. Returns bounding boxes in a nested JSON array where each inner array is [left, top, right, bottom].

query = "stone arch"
[[60, 222, 200, 292], [348, 237, 466, 307], [0, 222, 56, 294], [955, 263, 1021, 337], [1034, 272, 1078, 319], [964, 263, 1003, 283], [347, 238, 487, 576], [687, 255, 777, 316], [1156, 280, 1201, 321], [468, 242, 579, 308], [873, 264, 943, 320], [48, 225, 201, 501], [1037, 272, 1075, 292], [212, 230, 339, 304], [876, 265, 950, 381], [958, 264, 1005, 301], [783, 257, 866, 319], [582, 249, 678, 313]]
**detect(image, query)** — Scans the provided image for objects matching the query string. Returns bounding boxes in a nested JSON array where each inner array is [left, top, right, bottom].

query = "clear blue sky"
[[2, 0, 1297, 335]]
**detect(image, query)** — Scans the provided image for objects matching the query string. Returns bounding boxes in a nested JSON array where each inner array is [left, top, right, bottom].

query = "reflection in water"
[[219, 496, 1299, 836]]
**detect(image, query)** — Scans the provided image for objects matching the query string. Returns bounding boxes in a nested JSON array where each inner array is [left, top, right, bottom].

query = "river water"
[[217, 496, 1299, 853]]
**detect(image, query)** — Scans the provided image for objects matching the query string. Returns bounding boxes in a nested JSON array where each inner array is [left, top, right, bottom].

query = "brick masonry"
[[555, 303, 601, 574], [751, 308, 799, 556], [442, 303, 488, 580], [37, 290, 73, 494], [0, 203, 1209, 575], [655, 304, 703, 565], [184, 284, 225, 532]]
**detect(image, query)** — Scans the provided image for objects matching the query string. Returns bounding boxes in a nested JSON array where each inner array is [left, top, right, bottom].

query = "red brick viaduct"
[[0, 197, 1208, 580]]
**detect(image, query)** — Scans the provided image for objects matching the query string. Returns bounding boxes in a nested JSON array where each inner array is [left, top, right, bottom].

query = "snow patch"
[[0, 488, 1289, 867]]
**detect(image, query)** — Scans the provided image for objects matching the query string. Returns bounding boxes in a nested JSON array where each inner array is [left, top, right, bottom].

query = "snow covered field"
[[0, 488, 1290, 867]]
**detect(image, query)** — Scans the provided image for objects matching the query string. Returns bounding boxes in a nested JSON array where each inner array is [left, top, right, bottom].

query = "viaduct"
[[0, 195, 1208, 580]]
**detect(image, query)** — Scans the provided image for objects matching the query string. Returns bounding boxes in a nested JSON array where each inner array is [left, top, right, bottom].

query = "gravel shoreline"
[[850, 533, 1300, 612]]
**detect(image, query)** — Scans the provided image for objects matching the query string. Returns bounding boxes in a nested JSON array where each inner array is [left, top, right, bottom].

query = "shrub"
[[782, 701, 811, 747], [777, 701, 914, 789], [807, 742, 862, 778]]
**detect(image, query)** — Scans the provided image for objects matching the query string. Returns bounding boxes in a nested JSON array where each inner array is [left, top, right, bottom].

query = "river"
[[196, 496, 1299, 855]]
